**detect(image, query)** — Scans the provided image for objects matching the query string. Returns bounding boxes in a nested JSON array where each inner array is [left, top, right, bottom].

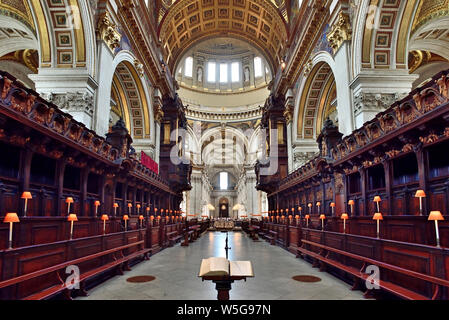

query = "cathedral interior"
[[0, 0, 449, 304]]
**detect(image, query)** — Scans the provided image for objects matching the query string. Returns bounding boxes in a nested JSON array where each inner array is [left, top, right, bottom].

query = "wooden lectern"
[[199, 257, 254, 300]]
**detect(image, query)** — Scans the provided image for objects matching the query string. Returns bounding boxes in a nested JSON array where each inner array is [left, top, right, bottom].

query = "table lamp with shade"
[[137, 204, 141, 214], [127, 203, 132, 214], [66, 197, 74, 215], [319, 214, 325, 231], [305, 214, 310, 227], [415, 190, 426, 216], [94, 200, 100, 216], [373, 212, 383, 239], [146, 207, 150, 216], [113, 203, 118, 216], [330, 202, 335, 215], [123, 214, 129, 230], [4, 213, 19, 249], [428, 211, 444, 247], [21, 192, 32, 217], [341, 213, 349, 233], [101, 214, 108, 235], [68, 213, 78, 240], [316, 202, 321, 213], [308, 203, 312, 214], [373, 196, 381, 212], [348, 200, 354, 215], [139, 215, 144, 228]]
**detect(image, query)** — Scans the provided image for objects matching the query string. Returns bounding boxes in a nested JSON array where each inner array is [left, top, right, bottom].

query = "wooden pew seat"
[[265, 231, 277, 245], [0, 241, 151, 300], [167, 231, 183, 247], [298, 239, 449, 300]]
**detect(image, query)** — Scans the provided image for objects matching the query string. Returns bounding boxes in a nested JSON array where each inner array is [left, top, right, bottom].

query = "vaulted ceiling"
[[157, 0, 289, 73]]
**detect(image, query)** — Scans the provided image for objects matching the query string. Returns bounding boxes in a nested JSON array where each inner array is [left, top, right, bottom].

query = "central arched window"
[[219, 172, 228, 190], [231, 62, 239, 82], [184, 56, 193, 77], [254, 57, 262, 78], [220, 63, 228, 83], [208, 61, 216, 82]]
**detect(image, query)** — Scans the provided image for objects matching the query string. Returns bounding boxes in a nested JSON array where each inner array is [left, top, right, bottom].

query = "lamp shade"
[[137, 204, 141, 208], [295, 215, 300, 219], [330, 202, 335, 207], [316, 202, 321, 206], [67, 214, 78, 222], [66, 197, 74, 203], [146, 207, 150, 211], [139, 215, 144, 220], [428, 211, 444, 221], [298, 207, 302, 211], [161, 209, 164, 213], [123, 215, 129, 221], [101, 214, 109, 221], [373, 212, 383, 220], [113, 203, 119, 208], [305, 214, 310, 219], [348, 200, 355, 205], [308, 203, 312, 207], [341, 213, 349, 220], [4, 213, 19, 223], [373, 196, 381, 202], [319, 214, 326, 220], [127, 203, 132, 207], [415, 190, 426, 197], [94, 201, 101, 206], [150, 215, 154, 220], [21, 192, 32, 199]]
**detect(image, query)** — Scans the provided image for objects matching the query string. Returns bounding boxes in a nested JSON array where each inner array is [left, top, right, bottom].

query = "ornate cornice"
[[327, 12, 352, 54], [97, 12, 121, 52]]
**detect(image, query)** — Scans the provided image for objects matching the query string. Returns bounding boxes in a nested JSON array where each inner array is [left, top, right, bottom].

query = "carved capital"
[[97, 12, 121, 52], [134, 59, 144, 78], [153, 95, 164, 123], [283, 98, 294, 124], [327, 12, 352, 54]]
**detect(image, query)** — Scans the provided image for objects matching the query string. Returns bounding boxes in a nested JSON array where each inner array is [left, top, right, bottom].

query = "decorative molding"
[[353, 92, 404, 116], [97, 12, 121, 52], [327, 12, 352, 54], [45, 91, 94, 116]]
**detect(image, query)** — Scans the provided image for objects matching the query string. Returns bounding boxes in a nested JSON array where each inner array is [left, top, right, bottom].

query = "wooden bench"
[[181, 230, 195, 246], [0, 241, 151, 300], [265, 230, 277, 245], [167, 231, 183, 247], [299, 239, 449, 300]]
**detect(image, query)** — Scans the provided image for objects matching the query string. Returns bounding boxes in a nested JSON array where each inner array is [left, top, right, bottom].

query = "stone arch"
[[96, 50, 154, 144], [0, 14, 39, 89], [295, 59, 336, 140], [27, 0, 95, 73], [200, 125, 250, 166], [353, 0, 420, 75], [110, 60, 151, 140]]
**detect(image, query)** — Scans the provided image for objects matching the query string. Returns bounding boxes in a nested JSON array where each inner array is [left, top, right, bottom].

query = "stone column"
[[29, 69, 97, 129], [327, 8, 354, 136], [284, 89, 294, 174], [93, 11, 121, 136]]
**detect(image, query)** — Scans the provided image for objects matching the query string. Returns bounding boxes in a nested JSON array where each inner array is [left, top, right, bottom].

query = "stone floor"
[[77, 231, 368, 300]]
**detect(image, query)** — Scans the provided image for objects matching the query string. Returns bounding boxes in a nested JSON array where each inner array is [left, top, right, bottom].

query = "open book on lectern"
[[198, 257, 254, 277]]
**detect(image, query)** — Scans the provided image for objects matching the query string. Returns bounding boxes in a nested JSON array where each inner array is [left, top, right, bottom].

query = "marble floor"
[[77, 231, 368, 300]]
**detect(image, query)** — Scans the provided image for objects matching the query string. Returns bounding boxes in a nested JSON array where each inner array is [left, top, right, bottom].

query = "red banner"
[[141, 151, 159, 174]]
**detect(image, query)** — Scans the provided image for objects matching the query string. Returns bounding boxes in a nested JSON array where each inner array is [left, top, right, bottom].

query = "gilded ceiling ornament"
[[327, 12, 352, 54], [97, 12, 121, 52]]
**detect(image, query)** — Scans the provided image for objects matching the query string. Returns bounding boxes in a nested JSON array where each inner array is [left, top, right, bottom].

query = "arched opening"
[[109, 61, 150, 140], [219, 197, 229, 218], [297, 61, 337, 140]]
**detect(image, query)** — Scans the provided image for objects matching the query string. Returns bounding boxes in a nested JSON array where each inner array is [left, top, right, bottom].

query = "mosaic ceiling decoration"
[[158, 0, 288, 72]]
